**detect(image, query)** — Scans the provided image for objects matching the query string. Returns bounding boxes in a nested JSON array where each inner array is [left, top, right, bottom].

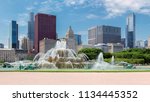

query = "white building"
[[94, 43, 109, 53], [39, 38, 56, 53], [0, 48, 16, 62], [108, 43, 124, 53]]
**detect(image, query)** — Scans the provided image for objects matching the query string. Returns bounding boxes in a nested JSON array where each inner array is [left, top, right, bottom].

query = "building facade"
[[39, 38, 56, 53], [21, 37, 28, 50], [126, 13, 136, 48], [9, 21, 19, 49], [0, 49, 16, 62], [66, 26, 77, 52], [108, 43, 124, 53], [28, 12, 34, 51], [0, 43, 4, 48], [34, 13, 57, 53], [88, 25, 121, 45], [75, 34, 82, 45], [121, 38, 126, 48]]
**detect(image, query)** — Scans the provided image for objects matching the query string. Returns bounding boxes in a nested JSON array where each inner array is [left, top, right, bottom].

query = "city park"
[[0, 39, 150, 72]]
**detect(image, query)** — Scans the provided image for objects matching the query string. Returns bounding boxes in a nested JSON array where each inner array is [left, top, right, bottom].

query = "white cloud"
[[38, 0, 63, 13], [64, 0, 87, 6], [86, 14, 100, 19], [17, 13, 28, 27], [102, 0, 150, 18], [64, 0, 150, 18]]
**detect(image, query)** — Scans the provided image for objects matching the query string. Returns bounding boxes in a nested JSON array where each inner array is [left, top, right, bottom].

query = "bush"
[[105, 58, 145, 64], [78, 48, 103, 60], [104, 53, 112, 59], [0, 60, 4, 64]]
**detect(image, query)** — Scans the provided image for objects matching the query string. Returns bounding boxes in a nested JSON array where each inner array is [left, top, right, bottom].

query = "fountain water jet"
[[92, 52, 113, 70], [34, 39, 88, 69]]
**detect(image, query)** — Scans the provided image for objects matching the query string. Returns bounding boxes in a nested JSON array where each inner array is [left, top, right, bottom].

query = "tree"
[[78, 48, 103, 60]]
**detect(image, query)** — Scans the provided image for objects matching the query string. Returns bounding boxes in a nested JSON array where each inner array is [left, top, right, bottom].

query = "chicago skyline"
[[0, 0, 150, 47]]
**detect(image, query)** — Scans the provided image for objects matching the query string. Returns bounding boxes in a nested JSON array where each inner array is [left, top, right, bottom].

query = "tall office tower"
[[121, 38, 126, 48], [88, 25, 121, 45], [75, 34, 82, 45], [27, 12, 34, 51], [34, 13, 56, 53], [9, 21, 19, 49], [126, 13, 136, 48], [0, 43, 4, 48], [66, 26, 77, 51], [21, 37, 28, 50]]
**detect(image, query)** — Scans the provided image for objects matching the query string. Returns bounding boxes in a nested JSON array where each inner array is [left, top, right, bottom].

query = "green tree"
[[78, 48, 103, 60]]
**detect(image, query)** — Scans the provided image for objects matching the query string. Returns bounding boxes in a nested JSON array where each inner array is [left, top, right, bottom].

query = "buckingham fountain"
[[33, 39, 89, 69]]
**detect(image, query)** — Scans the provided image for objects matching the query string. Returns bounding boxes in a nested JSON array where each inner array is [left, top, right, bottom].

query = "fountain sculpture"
[[34, 39, 89, 69]]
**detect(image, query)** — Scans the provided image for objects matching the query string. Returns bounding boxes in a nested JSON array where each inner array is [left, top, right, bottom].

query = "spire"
[[66, 26, 74, 39]]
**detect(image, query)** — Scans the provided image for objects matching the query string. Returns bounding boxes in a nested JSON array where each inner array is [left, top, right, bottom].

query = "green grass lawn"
[[1, 69, 150, 72]]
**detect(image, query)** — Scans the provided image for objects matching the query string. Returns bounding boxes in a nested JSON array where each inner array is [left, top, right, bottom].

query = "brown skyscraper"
[[34, 13, 56, 53]]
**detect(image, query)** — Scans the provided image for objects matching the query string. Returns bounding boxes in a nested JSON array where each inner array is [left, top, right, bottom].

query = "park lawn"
[[0, 69, 150, 72]]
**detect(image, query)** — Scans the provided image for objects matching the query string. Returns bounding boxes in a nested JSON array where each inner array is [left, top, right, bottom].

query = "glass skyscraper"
[[28, 12, 34, 43], [75, 34, 82, 45], [27, 12, 34, 52], [9, 20, 19, 49], [126, 13, 136, 48]]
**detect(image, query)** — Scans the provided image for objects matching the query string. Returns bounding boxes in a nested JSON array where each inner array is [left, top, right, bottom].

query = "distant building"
[[77, 43, 123, 53], [144, 40, 148, 48], [21, 37, 28, 50], [88, 25, 121, 45], [136, 40, 145, 48], [148, 37, 150, 48], [27, 39, 34, 53], [94, 43, 109, 53], [34, 13, 57, 53], [9, 21, 19, 49], [27, 12, 34, 51], [66, 26, 77, 52], [77, 44, 96, 51], [136, 40, 148, 48], [39, 38, 56, 53], [15, 49, 28, 61], [75, 34, 82, 45], [0, 43, 4, 48], [0, 49, 16, 62], [108, 43, 124, 53], [121, 38, 126, 48], [126, 13, 136, 48]]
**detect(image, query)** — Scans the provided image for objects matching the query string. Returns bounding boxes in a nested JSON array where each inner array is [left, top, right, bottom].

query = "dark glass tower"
[[126, 13, 136, 48], [34, 13, 56, 53], [9, 20, 19, 49]]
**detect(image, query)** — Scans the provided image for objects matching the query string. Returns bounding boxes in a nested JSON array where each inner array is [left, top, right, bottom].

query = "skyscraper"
[[88, 25, 121, 45], [34, 13, 56, 53], [75, 34, 82, 45], [0, 43, 4, 48], [126, 13, 136, 48], [9, 20, 19, 49], [27, 12, 34, 51], [21, 37, 28, 50], [66, 26, 77, 51]]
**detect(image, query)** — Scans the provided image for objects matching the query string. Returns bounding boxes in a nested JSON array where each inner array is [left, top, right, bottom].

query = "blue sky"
[[0, 0, 150, 48]]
